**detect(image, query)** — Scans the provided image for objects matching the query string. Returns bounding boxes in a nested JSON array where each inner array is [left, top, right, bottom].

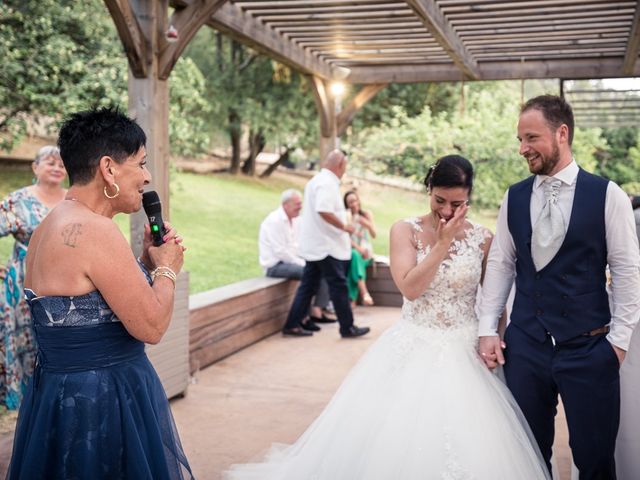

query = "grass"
[[1, 164, 497, 294]]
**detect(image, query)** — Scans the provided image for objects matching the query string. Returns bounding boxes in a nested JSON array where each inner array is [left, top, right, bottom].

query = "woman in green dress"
[[344, 190, 376, 306]]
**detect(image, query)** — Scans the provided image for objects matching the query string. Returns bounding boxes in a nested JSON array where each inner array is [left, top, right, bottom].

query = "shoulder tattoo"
[[61, 223, 82, 248]]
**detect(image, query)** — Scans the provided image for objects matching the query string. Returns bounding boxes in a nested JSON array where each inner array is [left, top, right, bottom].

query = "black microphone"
[[142, 191, 167, 246]]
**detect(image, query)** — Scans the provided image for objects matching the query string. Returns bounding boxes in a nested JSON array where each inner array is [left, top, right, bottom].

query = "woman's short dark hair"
[[58, 107, 146, 186], [423, 155, 474, 193]]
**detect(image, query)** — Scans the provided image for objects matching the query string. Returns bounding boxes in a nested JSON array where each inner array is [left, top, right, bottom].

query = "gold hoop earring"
[[103, 183, 120, 199]]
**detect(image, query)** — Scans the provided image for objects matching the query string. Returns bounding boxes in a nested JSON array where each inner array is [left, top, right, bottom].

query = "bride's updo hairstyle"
[[423, 154, 474, 194]]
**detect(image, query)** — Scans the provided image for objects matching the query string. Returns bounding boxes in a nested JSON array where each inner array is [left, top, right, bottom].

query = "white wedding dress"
[[224, 219, 551, 480]]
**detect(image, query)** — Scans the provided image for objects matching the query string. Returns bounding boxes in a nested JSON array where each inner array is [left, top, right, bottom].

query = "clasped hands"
[[478, 336, 506, 369]]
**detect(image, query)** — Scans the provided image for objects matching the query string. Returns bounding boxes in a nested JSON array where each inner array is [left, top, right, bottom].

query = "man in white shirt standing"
[[258, 189, 330, 323], [282, 149, 370, 338], [478, 95, 640, 479]]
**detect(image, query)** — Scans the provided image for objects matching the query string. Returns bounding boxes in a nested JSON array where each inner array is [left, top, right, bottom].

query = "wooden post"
[[308, 76, 338, 166], [105, 0, 226, 255], [127, 1, 170, 256]]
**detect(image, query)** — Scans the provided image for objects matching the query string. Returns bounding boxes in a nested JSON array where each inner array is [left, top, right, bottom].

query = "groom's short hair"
[[521, 95, 574, 146]]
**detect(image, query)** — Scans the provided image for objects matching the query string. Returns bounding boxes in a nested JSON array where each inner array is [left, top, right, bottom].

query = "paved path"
[[170, 305, 573, 479], [1, 305, 572, 479]]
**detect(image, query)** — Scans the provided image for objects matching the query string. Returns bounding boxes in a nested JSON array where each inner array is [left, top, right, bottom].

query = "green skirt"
[[347, 248, 372, 301]]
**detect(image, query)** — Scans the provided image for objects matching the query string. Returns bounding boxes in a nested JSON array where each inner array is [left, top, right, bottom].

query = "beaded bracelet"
[[151, 266, 177, 288]]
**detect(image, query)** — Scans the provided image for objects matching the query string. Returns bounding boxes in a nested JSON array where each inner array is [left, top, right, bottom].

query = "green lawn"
[[0, 165, 497, 294]]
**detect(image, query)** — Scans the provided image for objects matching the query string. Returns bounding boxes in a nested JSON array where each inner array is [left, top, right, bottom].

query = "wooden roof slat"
[[439, 0, 621, 7], [457, 20, 631, 36], [449, 10, 635, 26], [190, 0, 640, 83], [254, 9, 415, 22], [452, 15, 632, 30], [463, 28, 630, 43], [247, 3, 407, 16], [443, 1, 635, 15], [449, 4, 636, 16], [236, 0, 392, 7], [301, 40, 439, 49], [566, 88, 640, 94], [405, 0, 479, 79], [207, 2, 333, 79], [266, 17, 419, 28], [275, 21, 425, 32]]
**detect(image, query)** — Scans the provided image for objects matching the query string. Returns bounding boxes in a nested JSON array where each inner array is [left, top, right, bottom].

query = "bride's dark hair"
[[423, 154, 474, 194]]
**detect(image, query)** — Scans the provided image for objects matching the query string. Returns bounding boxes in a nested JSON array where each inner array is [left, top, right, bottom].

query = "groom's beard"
[[526, 141, 561, 176]]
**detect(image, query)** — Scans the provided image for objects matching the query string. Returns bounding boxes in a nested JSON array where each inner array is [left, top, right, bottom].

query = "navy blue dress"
[[7, 288, 194, 479]]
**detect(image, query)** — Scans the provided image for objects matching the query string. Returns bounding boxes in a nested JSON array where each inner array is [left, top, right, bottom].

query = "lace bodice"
[[401, 218, 489, 331]]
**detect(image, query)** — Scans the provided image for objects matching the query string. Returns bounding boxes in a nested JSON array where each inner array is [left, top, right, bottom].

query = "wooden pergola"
[[103, 0, 640, 251]]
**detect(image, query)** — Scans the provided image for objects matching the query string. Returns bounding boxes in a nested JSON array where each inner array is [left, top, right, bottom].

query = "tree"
[[347, 80, 610, 208], [0, 0, 126, 149], [184, 28, 317, 175], [0, 0, 211, 157]]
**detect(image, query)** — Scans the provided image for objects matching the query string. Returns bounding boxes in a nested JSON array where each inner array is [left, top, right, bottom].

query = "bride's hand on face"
[[435, 203, 468, 245]]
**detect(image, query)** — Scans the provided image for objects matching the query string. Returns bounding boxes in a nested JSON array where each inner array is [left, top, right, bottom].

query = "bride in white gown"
[[224, 155, 550, 480]]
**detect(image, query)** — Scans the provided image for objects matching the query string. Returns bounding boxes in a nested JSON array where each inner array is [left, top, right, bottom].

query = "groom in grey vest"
[[478, 95, 640, 479]]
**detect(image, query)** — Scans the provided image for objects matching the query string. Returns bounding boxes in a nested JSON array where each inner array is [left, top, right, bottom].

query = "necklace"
[[66, 197, 96, 213]]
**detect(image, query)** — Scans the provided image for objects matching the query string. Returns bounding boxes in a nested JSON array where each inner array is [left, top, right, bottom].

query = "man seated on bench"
[[259, 189, 335, 328]]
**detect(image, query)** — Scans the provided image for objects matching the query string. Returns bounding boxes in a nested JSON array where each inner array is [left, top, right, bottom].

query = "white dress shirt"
[[258, 206, 305, 271], [298, 168, 351, 262], [478, 161, 640, 350]]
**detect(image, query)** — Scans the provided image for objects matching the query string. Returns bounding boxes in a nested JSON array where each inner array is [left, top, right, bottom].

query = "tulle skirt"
[[224, 320, 550, 480], [7, 321, 193, 480]]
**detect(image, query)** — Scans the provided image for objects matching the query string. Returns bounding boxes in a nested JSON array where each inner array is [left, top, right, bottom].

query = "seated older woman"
[[7, 107, 193, 479]]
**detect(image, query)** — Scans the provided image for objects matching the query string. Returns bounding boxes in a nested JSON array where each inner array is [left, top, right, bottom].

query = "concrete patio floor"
[[1, 305, 573, 479], [170, 305, 573, 480]]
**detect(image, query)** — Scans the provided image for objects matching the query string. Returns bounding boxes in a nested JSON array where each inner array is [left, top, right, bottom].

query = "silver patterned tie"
[[531, 178, 565, 271]]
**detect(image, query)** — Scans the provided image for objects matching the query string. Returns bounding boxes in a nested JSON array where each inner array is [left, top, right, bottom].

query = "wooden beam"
[[103, 0, 148, 77], [159, 0, 228, 80], [206, 3, 333, 79], [347, 58, 640, 83], [308, 76, 333, 137], [624, 0, 640, 74], [336, 83, 388, 136], [236, 0, 394, 7], [404, 0, 479, 79]]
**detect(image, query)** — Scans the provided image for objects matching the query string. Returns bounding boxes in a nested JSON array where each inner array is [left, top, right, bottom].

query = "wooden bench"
[[188, 277, 299, 373]]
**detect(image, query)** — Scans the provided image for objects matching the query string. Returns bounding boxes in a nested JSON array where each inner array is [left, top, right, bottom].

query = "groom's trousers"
[[504, 323, 620, 480]]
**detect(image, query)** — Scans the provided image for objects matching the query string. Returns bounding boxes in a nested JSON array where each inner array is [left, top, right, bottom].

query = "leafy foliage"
[[0, 0, 127, 148], [0, 0, 214, 156], [347, 81, 618, 208]]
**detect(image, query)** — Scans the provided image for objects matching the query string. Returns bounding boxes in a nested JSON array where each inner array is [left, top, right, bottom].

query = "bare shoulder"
[[37, 205, 128, 255], [391, 217, 419, 239]]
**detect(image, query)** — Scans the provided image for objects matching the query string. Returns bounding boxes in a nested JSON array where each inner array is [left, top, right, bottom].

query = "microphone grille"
[[142, 191, 162, 214]]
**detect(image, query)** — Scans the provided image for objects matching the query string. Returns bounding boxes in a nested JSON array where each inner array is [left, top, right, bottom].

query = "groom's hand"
[[611, 343, 626, 366], [478, 336, 506, 369]]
